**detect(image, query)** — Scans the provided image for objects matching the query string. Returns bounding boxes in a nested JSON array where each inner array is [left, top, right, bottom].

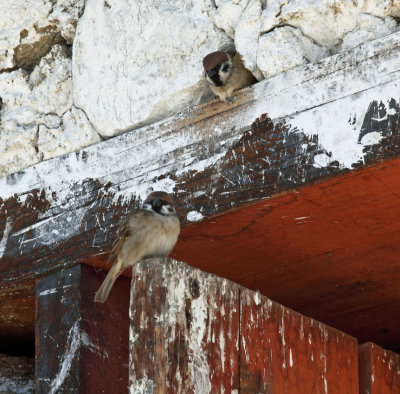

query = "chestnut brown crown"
[[143, 191, 175, 207], [203, 51, 230, 71]]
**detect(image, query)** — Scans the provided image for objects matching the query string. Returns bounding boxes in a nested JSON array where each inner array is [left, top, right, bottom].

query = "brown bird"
[[203, 51, 257, 102], [94, 191, 180, 303]]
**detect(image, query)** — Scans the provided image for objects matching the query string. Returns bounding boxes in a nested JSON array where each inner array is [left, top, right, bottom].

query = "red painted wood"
[[172, 157, 400, 349], [359, 343, 400, 394], [240, 288, 359, 393], [35, 265, 130, 393], [130, 258, 239, 393]]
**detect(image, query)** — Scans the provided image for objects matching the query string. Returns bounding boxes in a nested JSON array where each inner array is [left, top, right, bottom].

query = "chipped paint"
[[2, 31, 400, 288], [130, 258, 239, 392], [189, 290, 212, 394], [0, 217, 12, 259], [186, 210, 204, 222], [129, 378, 155, 394], [39, 288, 57, 296], [48, 322, 81, 394]]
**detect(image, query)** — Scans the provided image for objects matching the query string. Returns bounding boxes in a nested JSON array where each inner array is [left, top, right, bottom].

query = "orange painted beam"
[[359, 342, 400, 393], [241, 287, 359, 393], [172, 157, 400, 350]]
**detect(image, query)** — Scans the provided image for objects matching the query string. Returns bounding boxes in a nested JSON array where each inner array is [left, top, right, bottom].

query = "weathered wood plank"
[[129, 258, 239, 393], [359, 342, 400, 394], [129, 258, 362, 393], [0, 353, 34, 393], [240, 288, 359, 393], [35, 264, 130, 393], [0, 31, 400, 285]]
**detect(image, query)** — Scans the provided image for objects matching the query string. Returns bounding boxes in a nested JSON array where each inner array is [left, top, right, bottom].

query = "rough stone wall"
[[0, 0, 399, 177]]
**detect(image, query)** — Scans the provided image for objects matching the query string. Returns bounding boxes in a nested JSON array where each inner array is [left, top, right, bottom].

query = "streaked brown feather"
[[108, 218, 133, 263]]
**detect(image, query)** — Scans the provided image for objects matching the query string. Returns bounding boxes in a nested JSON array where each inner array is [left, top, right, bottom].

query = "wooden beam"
[[1, 31, 400, 285], [358, 342, 400, 393], [130, 257, 239, 393], [173, 157, 400, 351], [240, 287, 359, 393], [35, 264, 130, 393], [130, 258, 360, 393]]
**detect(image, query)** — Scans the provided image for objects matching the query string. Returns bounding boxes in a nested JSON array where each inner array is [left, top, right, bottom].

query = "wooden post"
[[130, 258, 360, 393], [35, 264, 130, 393], [359, 342, 400, 394], [130, 257, 240, 393]]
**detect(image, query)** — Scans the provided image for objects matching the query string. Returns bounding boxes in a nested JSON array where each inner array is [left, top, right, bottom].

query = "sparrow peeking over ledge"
[[203, 51, 257, 102], [94, 191, 180, 303]]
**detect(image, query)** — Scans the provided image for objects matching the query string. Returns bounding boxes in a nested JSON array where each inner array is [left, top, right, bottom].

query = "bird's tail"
[[94, 261, 125, 303]]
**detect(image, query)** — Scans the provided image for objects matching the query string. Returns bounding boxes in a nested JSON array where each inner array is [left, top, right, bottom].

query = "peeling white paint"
[[49, 322, 81, 394], [0, 379, 35, 394], [219, 327, 226, 373], [130, 378, 155, 394], [1, 31, 399, 257], [253, 290, 261, 305], [81, 331, 109, 359], [165, 273, 186, 327], [39, 288, 57, 296], [313, 154, 333, 168], [0, 217, 12, 259], [186, 211, 204, 222], [361, 132, 384, 146], [189, 290, 212, 394], [295, 216, 311, 221], [279, 314, 286, 369], [242, 336, 250, 363], [44, 321, 108, 393]]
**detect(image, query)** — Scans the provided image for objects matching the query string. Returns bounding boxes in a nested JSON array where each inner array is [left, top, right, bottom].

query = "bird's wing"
[[107, 213, 137, 263]]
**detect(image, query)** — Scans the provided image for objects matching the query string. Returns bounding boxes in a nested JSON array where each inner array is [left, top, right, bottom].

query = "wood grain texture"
[[130, 258, 239, 393], [174, 157, 400, 351], [359, 342, 400, 394], [240, 288, 359, 393], [129, 258, 361, 393], [1, 31, 400, 286], [35, 264, 130, 393]]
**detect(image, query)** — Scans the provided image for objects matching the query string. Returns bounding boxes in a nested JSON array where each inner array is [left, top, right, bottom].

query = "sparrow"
[[203, 51, 257, 102], [94, 191, 180, 303]]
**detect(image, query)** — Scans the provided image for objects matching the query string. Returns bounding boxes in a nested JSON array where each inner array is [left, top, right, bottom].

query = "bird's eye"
[[221, 63, 230, 73]]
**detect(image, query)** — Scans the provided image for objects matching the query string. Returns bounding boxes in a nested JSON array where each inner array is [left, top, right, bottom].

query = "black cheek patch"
[[211, 74, 223, 87], [207, 66, 223, 87]]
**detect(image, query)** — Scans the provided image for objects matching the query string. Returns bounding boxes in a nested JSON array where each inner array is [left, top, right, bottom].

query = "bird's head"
[[203, 51, 233, 87], [142, 191, 177, 216]]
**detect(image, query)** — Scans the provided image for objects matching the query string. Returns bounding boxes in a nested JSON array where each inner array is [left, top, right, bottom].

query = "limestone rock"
[[257, 26, 330, 79], [0, 0, 84, 70], [38, 107, 101, 161], [0, 45, 99, 177], [73, 0, 233, 137], [341, 14, 400, 52], [215, 0, 400, 81]]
